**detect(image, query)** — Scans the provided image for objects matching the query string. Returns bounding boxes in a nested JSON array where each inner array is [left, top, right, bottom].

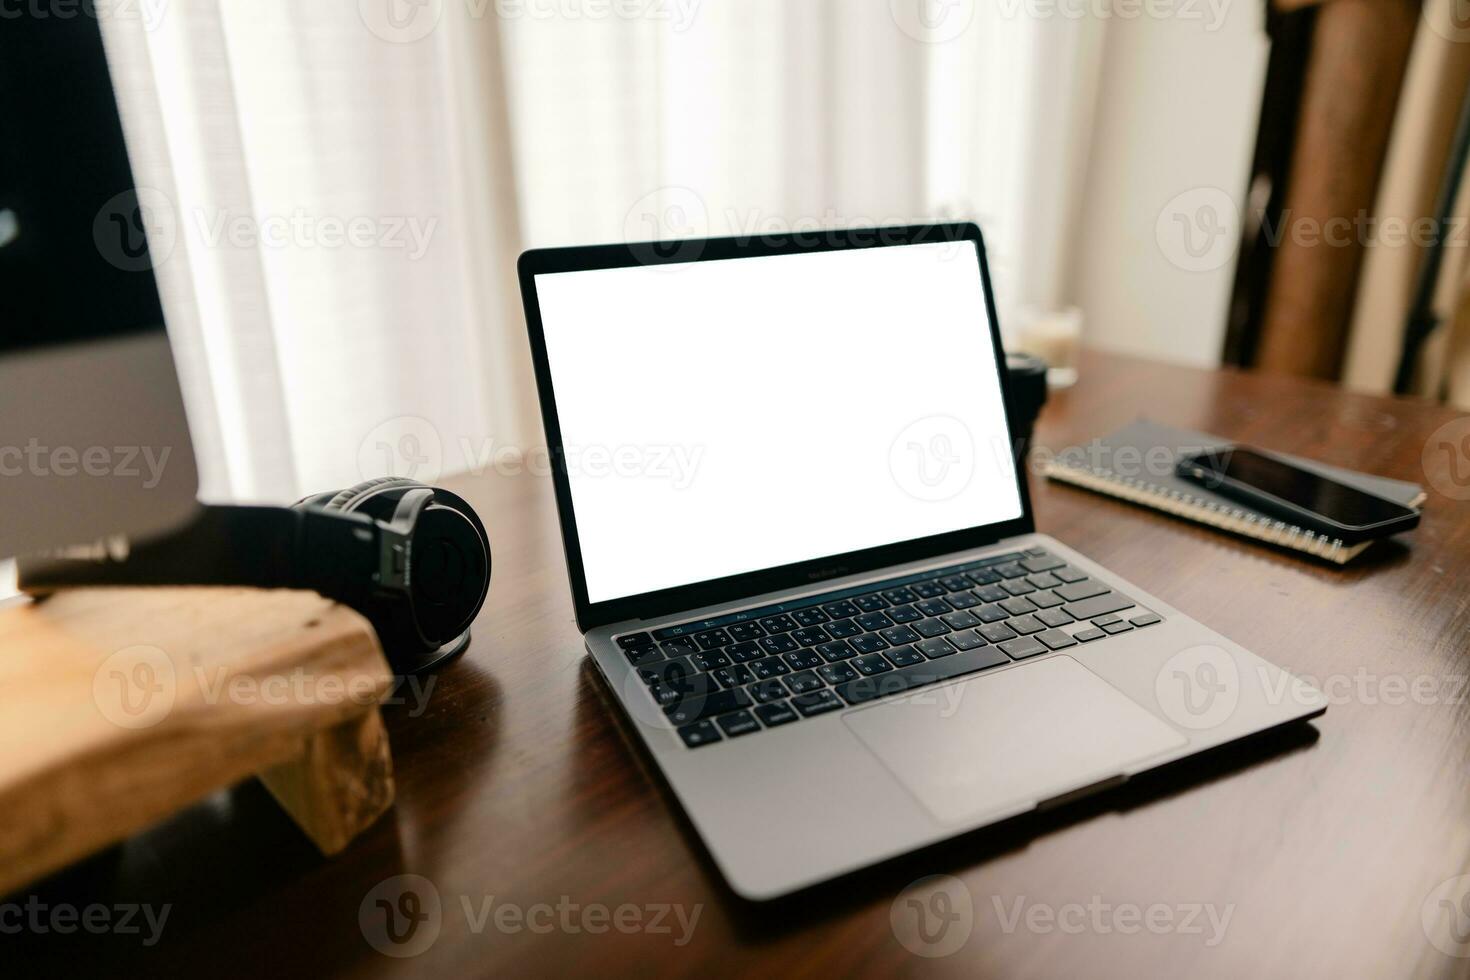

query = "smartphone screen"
[[1183, 449, 1416, 529]]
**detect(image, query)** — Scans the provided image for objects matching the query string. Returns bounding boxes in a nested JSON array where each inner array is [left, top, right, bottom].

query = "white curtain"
[[101, 1, 1105, 504]]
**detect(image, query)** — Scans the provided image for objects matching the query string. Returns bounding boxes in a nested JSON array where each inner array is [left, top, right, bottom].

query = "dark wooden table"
[[16, 351, 1470, 979]]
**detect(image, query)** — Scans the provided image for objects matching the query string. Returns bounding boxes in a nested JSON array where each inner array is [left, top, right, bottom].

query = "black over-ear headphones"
[[17, 478, 491, 674]]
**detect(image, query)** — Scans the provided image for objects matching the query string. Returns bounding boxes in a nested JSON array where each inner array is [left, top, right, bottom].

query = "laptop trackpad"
[[843, 656, 1186, 825]]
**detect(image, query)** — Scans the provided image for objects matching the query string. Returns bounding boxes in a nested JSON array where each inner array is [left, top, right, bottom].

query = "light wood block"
[[0, 587, 396, 896]]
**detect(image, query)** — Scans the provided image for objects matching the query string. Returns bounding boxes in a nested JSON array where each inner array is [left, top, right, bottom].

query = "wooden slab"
[[0, 587, 396, 896]]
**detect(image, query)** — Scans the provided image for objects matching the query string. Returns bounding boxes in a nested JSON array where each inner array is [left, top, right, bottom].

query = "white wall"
[[1070, 3, 1269, 367]]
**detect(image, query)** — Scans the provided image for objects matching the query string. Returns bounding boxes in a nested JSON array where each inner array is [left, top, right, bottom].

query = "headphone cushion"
[[323, 477, 422, 513]]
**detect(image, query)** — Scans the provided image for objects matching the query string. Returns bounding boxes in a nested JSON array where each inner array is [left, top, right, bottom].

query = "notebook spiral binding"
[[1043, 461, 1367, 564]]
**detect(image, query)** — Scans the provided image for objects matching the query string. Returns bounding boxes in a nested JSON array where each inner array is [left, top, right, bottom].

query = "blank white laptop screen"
[[535, 239, 1024, 605]]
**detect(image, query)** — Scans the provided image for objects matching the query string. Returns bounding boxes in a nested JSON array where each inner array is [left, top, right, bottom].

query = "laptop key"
[[760, 614, 798, 633], [994, 563, 1028, 580], [758, 634, 799, 656], [1024, 546, 1047, 557], [912, 581, 947, 599], [678, 720, 722, 748], [816, 640, 856, 663], [695, 629, 732, 650], [1009, 615, 1047, 636], [941, 610, 980, 630], [1092, 615, 1122, 626], [881, 625, 921, 646], [856, 612, 893, 631], [1001, 579, 1036, 596], [786, 670, 825, 694], [823, 600, 861, 619], [946, 590, 981, 609], [782, 649, 823, 671], [1053, 565, 1088, 583], [849, 633, 890, 654], [717, 711, 761, 738], [713, 665, 755, 688], [884, 588, 918, 604], [791, 690, 845, 717], [1000, 596, 1037, 616], [886, 645, 927, 668], [974, 584, 1009, 603], [852, 654, 895, 676], [940, 576, 973, 592], [749, 679, 790, 703], [625, 645, 663, 668], [691, 650, 731, 671], [888, 604, 922, 624], [792, 607, 830, 627], [1130, 613, 1163, 628], [1026, 572, 1062, 589], [818, 662, 859, 685], [1028, 590, 1065, 609], [727, 641, 764, 664], [648, 683, 688, 708], [664, 685, 752, 725], [946, 630, 988, 651], [728, 622, 766, 643], [1102, 621, 1134, 635], [978, 622, 1018, 643], [853, 594, 889, 612], [967, 569, 1002, 586], [913, 618, 951, 638], [754, 701, 800, 727], [826, 618, 862, 638], [1055, 579, 1109, 602], [1064, 592, 1136, 620], [835, 647, 1011, 706], [750, 656, 791, 679], [641, 656, 696, 688], [661, 638, 699, 658], [915, 598, 952, 617], [999, 636, 1048, 660], [1037, 629, 1078, 650], [976, 603, 1011, 623], [1036, 608, 1075, 628], [1020, 553, 1065, 573], [792, 627, 830, 647], [617, 632, 654, 651], [915, 638, 956, 660], [1073, 627, 1107, 642]]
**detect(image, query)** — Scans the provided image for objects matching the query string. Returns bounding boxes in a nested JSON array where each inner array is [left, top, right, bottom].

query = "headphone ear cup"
[[288, 478, 489, 674], [322, 476, 424, 514]]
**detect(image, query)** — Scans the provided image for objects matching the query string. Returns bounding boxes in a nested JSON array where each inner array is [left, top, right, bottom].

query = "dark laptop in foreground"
[[518, 223, 1327, 900]]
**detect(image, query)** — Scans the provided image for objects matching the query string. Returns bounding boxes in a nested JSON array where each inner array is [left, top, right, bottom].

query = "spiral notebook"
[[1043, 419, 1426, 564]]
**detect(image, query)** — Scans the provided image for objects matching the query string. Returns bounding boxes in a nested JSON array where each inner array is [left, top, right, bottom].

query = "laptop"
[[517, 223, 1327, 900]]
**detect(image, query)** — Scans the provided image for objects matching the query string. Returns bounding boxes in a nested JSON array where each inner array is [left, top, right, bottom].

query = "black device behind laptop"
[[1177, 447, 1421, 544]]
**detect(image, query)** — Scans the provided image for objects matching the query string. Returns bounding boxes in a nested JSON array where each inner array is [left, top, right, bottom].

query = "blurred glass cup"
[[1013, 306, 1083, 388]]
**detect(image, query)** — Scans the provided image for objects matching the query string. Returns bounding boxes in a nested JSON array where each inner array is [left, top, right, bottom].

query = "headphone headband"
[[17, 483, 491, 674]]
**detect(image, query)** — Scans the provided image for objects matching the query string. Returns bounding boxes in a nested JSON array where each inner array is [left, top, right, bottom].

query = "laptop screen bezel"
[[518, 222, 1036, 633]]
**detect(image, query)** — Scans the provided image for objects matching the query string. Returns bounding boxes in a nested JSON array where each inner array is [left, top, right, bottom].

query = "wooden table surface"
[[14, 350, 1470, 979]]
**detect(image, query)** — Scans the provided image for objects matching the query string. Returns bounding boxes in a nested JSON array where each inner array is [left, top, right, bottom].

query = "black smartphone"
[[1176, 447, 1420, 544]]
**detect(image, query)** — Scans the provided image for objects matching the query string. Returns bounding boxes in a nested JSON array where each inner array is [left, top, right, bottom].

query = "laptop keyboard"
[[614, 547, 1164, 749]]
